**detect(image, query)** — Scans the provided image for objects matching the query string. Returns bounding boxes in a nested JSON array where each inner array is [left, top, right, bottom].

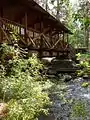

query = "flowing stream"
[[39, 58, 90, 120], [47, 76, 90, 120]]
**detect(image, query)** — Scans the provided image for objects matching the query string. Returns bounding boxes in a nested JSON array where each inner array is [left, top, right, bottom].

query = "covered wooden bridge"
[[0, 0, 72, 57]]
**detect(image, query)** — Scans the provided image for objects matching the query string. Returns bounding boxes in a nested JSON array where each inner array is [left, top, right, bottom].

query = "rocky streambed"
[[48, 75, 90, 120], [39, 75, 90, 120], [39, 58, 90, 120]]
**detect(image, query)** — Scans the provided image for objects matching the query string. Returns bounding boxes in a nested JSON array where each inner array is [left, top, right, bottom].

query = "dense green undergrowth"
[[0, 43, 52, 120], [0, 44, 90, 120], [76, 53, 90, 77]]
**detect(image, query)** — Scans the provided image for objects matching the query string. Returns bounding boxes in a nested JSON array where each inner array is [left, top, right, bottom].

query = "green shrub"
[[0, 44, 51, 120], [76, 53, 90, 77], [70, 100, 88, 120], [81, 82, 90, 87]]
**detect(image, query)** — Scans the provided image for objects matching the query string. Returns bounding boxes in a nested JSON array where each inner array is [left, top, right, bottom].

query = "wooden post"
[[25, 12, 27, 31], [67, 33, 69, 57], [62, 31, 65, 56], [57, 51, 59, 58], [49, 29, 52, 56], [32, 32, 34, 39], [0, 7, 3, 43], [62, 31, 65, 48], [39, 20, 43, 58], [57, 32, 60, 58], [19, 19, 22, 35], [24, 12, 27, 42]]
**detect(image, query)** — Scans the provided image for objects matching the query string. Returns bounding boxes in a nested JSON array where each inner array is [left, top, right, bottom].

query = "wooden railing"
[[2, 17, 40, 33], [0, 17, 70, 57]]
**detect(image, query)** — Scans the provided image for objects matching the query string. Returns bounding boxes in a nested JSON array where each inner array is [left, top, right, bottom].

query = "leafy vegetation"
[[76, 53, 90, 77], [0, 43, 52, 120], [70, 100, 88, 120], [81, 82, 90, 88], [36, 0, 90, 49], [0, 0, 90, 120]]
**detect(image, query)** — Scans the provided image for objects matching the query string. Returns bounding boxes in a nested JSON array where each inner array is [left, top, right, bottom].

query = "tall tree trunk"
[[56, 0, 59, 20], [45, 0, 48, 11], [85, 1, 89, 50]]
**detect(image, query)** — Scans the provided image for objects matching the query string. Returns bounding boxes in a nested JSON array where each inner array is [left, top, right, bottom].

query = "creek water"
[[44, 76, 90, 120]]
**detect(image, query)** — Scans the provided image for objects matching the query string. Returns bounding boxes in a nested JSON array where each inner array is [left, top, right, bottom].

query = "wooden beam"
[[33, 31, 34, 38], [19, 19, 22, 35], [1, 18, 27, 45], [43, 27, 50, 34], [42, 33, 51, 48], [27, 33, 36, 47], [0, 25, 10, 42], [25, 12, 28, 31], [24, 12, 28, 41], [51, 38, 61, 49], [39, 21, 43, 57], [28, 48, 70, 53], [49, 30, 53, 56], [0, 7, 3, 43], [2, 17, 40, 33], [63, 32, 64, 41], [51, 31, 58, 36]]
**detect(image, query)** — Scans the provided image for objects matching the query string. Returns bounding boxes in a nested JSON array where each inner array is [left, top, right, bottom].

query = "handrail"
[[0, 17, 70, 54], [0, 17, 26, 44], [0, 17, 40, 33]]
